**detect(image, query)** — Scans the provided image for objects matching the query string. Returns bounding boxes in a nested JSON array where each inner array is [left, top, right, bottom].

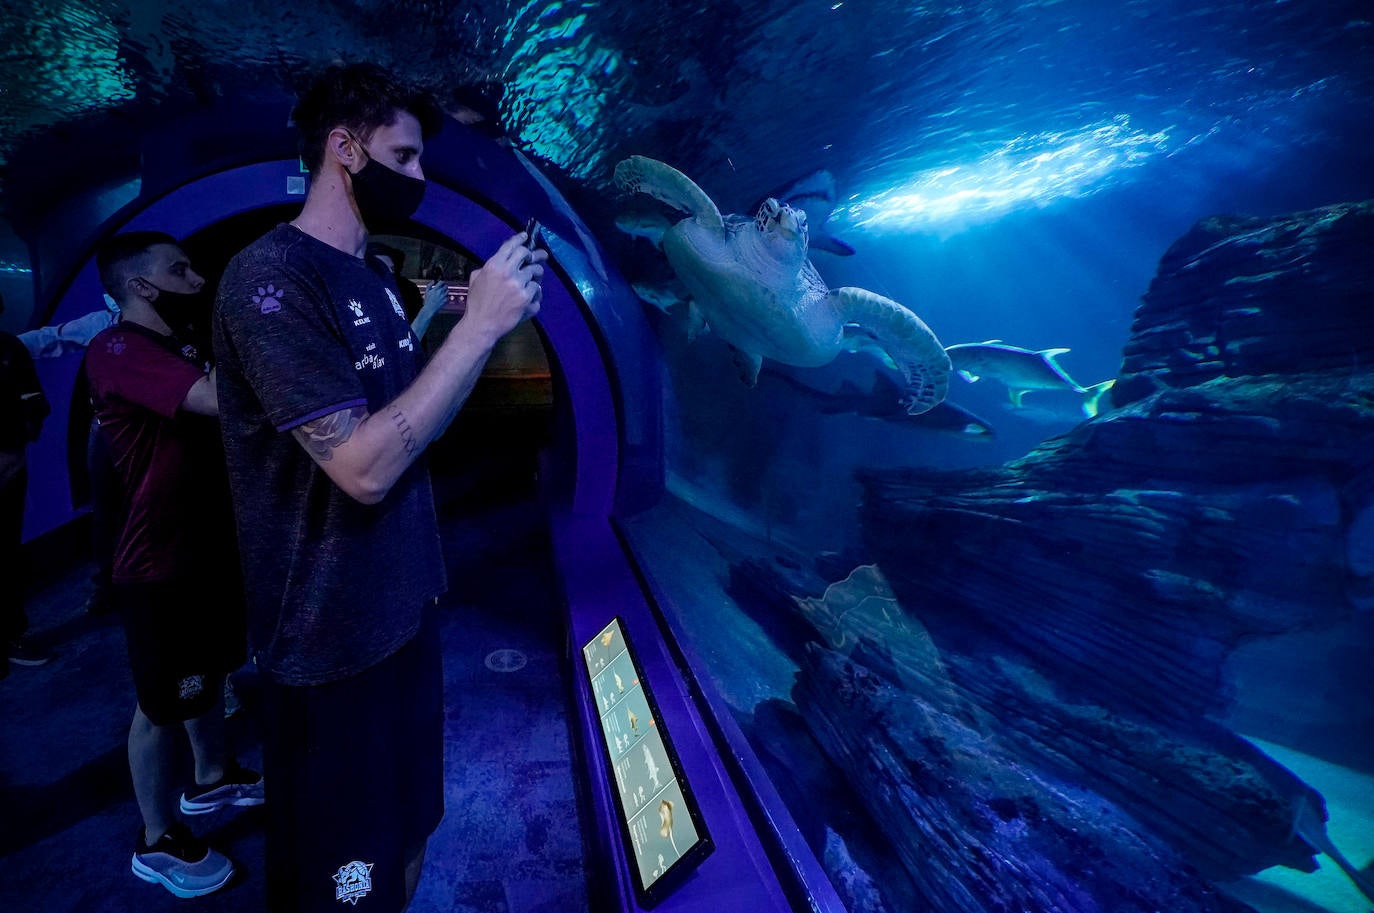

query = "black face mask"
[[347, 136, 426, 227], [142, 281, 206, 343]]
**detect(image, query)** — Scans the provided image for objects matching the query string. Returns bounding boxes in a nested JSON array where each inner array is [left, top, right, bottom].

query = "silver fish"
[[945, 340, 1084, 407]]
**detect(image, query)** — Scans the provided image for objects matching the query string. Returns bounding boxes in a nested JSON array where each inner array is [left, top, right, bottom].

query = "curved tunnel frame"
[[27, 159, 618, 534], [23, 149, 809, 912]]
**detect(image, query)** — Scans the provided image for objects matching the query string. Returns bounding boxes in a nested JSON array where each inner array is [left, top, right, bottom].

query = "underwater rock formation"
[[702, 200, 1374, 910], [847, 199, 1374, 901], [667, 199, 1374, 911], [730, 555, 1308, 907], [860, 198, 1374, 715], [1115, 200, 1374, 405], [793, 643, 1255, 913]]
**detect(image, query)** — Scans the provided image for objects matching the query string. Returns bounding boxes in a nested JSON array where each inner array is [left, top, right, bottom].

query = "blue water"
[[3, 3, 1373, 912]]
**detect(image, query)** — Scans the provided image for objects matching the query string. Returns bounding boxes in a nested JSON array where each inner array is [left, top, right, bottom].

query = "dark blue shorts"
[[117, 578, 245, 725], [261, 609, 444, 913]]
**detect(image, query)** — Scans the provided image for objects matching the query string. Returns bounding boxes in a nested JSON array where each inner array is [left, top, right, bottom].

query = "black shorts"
[[262, 609, 444, 913], [117, 579, 246, 725]]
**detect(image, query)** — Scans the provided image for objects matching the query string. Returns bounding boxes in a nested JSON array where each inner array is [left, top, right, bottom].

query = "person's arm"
[[410, 280, 450, 342], [293, 233, 544, 505], [87, 328, 205, 426], [180, 366, 217, 417], [18, 309, 116, 359]]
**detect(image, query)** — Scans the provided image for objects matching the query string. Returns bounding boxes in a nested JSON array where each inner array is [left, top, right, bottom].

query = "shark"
[[1290, 790, 1374, 907], [945, 340, 1086, 407], [752, 169, 855, 256], [769, 371, 995, 439], [643, 744, 661, 789]]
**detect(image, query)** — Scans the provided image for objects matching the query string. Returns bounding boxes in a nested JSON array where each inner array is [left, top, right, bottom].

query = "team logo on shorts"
[[333, 860, 374, 905], [177, 675, 204, 701]]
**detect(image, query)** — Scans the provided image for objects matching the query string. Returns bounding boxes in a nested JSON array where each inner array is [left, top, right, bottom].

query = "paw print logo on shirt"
[[106, 334, 127, 356], [253, 284, 284, 314]]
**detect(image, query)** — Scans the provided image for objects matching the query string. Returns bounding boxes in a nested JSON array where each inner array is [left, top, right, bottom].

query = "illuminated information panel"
[[582, 618, 712, 907]]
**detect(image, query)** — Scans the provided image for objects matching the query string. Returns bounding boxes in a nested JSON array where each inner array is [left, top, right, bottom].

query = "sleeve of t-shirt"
[[216, 256, 367, 433], [85, 328, 203, 419], [18, 309, 116, 359]]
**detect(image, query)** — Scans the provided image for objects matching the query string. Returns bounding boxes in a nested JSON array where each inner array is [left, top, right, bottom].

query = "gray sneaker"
[[180, 764, 265, 815], [131, 823, 234, 898]]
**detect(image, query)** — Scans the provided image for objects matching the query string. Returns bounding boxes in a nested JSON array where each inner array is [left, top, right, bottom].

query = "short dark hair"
[[97, 231, 179, 301], [293, 63, 443, 174]]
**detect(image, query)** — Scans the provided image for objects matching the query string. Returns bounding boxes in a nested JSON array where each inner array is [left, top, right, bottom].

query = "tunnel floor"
[[0, 469, 588, 912]]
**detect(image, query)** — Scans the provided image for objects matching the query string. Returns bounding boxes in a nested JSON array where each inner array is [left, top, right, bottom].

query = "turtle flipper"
[[684, 304, 709, 342], [833, 287, 950, 415], [730, 347, 763, 387], [614, 156, 724, 230]]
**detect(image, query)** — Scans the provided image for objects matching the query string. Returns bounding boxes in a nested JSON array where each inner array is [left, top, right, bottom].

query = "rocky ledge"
[[743, 200, 1374, 911]]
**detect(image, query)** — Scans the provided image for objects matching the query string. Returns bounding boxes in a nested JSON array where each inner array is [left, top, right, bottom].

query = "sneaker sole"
[[180, 794, 266, 815], [131, 855, 233, 898]]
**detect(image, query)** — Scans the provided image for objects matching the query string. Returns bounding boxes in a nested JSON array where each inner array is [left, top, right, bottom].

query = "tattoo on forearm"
[[293, 406, 367, 462], [388, 403, 418, 456]]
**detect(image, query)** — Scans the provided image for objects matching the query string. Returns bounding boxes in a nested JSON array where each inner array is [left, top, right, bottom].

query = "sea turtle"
[[614, 155, 950, 415]]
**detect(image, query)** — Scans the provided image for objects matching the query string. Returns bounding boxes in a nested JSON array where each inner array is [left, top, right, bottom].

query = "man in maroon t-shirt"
[[87, 232, 263, 899]]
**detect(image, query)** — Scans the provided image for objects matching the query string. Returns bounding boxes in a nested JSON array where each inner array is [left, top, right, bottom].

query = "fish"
[[769, 371, 996, 439], [896, 394, 997, 439], [643, 744, 661, 789], [993, 378, 1115, 424], [1081, 379, 1115, 418], [996, 400, 1087, 426], [752, 170, 855, 256], [616, 209, 675, 246], [1291, 791, 1374, 906], [658, 799, 680, 854], [944, 340, 1085, 407]]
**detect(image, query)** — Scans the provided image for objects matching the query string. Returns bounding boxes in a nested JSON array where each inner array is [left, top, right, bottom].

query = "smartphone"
[[524, 217, 542, 252]]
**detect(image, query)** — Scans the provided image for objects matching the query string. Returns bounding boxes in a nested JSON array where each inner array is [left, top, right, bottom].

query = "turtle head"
[[755, 197, 809, 248]]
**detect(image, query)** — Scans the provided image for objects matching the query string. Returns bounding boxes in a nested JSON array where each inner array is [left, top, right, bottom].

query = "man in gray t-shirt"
[[214, 63, 544, 913]]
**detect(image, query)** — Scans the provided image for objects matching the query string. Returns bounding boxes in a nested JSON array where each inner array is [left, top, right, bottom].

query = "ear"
[[327, 128, 361, 170], [126, 275, 154, 301]]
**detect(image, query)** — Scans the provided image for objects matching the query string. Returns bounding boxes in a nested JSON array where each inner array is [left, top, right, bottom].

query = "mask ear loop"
[[129, 276, 158, 303], [342, 130, 371, 171]]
